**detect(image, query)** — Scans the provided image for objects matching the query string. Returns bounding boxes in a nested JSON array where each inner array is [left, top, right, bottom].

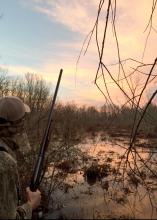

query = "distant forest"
[[0, 70, 157, 143]]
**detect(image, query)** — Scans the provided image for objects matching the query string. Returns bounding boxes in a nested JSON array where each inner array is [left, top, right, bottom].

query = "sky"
[[0, 0, 157, 107]]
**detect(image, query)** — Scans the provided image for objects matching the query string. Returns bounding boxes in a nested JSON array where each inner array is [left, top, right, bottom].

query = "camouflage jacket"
[[0, 139, 32, 219]]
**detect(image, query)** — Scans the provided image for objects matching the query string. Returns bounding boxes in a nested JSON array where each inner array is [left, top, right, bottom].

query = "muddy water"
[[44, 134, 157, 219]]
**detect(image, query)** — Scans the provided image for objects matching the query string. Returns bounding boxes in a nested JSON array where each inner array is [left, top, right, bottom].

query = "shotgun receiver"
[[30, 69, 63, 191]]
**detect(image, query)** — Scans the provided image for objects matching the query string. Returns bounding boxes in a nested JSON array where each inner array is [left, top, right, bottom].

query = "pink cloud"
[[20, 0, 157, 106]]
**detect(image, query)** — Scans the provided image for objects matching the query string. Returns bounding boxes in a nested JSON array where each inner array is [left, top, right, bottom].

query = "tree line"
[[0, 70, 157, 144]]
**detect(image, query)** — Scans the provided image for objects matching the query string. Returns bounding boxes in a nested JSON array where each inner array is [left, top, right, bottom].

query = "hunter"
[[0, 96, 41, 219]]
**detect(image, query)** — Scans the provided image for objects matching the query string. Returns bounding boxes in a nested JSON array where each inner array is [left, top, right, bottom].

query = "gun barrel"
[[30, 69, 63, 191]]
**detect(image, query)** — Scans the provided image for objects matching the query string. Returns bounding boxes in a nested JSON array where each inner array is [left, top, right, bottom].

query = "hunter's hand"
[[26, 187, 41, 210]]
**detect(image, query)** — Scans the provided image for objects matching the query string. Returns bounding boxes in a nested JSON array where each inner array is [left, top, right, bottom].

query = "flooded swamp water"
[[44, 133, 157, 219]]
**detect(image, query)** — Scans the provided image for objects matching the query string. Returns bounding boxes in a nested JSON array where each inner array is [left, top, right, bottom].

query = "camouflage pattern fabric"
[[0, 139, 32, 219]]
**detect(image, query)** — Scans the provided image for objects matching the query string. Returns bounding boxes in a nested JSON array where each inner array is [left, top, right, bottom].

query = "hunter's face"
[[14, 131, 31, 154], [12, 117, 31, 154]]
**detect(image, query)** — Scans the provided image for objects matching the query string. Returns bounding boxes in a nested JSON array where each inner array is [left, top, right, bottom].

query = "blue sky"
[[0, 0, 80, 68], [0, 0, 103, 107], [0, 0, 157, 107]]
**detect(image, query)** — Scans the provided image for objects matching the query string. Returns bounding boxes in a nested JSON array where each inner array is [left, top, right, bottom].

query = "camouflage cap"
[[0, 96, 30, 122]]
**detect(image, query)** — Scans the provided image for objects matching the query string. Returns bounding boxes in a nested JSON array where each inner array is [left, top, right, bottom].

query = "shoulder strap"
[[0, 146, 8, 153]]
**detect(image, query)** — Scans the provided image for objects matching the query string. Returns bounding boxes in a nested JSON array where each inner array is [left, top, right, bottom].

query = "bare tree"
[[0, 68, 9, 97], [77, 1, 157, 218]]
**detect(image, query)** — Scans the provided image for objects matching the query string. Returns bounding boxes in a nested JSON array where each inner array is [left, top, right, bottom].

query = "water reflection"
[[44, 133, 157, 219]]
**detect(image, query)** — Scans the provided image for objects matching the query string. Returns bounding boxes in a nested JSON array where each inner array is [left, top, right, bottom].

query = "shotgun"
[[30, 69, 63, 191]]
